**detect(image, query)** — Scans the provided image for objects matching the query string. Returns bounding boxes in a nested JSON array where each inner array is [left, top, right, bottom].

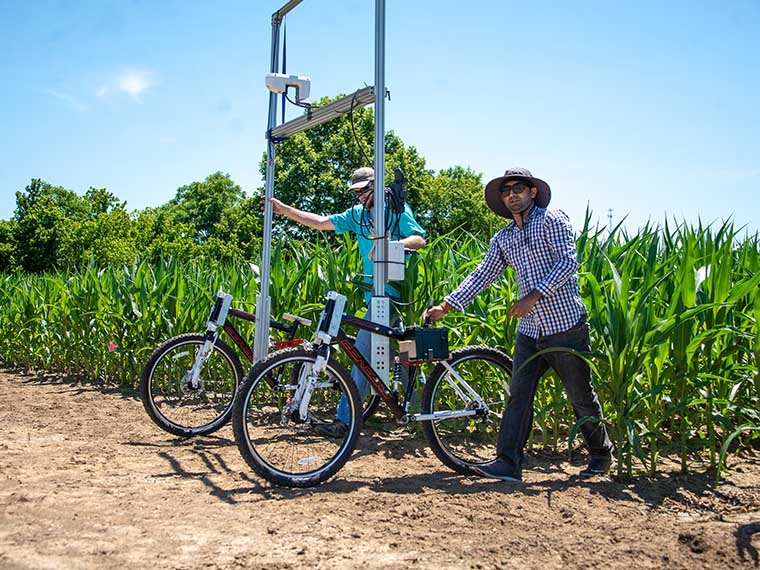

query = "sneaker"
[[580, 456, 613, 478], [314, 420, 348, 439], [471, 458, 523, 482]]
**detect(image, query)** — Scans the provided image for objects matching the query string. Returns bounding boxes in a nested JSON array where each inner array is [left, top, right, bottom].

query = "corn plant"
[[1, 220, 758, 478]]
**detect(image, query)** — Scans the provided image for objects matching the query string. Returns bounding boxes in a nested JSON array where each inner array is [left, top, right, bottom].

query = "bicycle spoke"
[[422, 347, 512, 473], [141, 335, 240, 436], [233, 348, 361, 486]]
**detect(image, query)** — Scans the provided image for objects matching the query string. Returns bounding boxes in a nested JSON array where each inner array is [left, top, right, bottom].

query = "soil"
[[1, 370, 759, 570]]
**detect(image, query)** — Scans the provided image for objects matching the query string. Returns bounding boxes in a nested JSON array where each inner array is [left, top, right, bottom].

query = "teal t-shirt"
[[330, 204, 426, 302]]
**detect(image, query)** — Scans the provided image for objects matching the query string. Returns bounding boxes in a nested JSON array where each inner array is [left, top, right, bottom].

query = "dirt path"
[[1, 370, 759, 570]]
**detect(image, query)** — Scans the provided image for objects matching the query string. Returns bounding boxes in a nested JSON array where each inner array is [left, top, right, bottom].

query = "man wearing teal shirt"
[[268, 167, 426, 435]]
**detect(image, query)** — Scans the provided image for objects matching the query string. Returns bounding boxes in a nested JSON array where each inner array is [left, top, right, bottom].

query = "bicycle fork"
[[282, 291, 345, 423], [184, 291, 233, 391], [280, 344, 330, 424]]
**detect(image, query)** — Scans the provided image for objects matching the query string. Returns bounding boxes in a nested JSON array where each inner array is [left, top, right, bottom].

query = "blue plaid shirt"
[[445, 207, 586, 339]]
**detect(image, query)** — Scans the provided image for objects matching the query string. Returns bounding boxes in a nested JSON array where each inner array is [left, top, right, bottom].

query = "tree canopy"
[[1, 101, 503, 273], [1, 173, 259, 273], [416, 166, 502, 237]]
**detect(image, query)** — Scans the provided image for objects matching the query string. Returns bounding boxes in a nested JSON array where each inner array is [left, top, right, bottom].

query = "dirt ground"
[[1, 371, 759, 570]]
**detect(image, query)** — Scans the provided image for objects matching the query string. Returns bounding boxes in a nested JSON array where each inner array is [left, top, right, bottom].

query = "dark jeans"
[[496, 317, 613, 475]]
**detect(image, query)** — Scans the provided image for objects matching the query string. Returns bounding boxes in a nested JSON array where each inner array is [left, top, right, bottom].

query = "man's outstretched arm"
[[268, 197, 335, 231]]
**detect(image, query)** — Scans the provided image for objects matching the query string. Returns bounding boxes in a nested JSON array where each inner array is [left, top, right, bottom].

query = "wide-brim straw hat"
[[484, 167, 551, 219]]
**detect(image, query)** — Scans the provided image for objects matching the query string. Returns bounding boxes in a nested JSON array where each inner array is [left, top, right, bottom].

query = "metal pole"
[[373, 0, 386, 285], [253, 12, 283, 363], [370, 0, 390, 384]]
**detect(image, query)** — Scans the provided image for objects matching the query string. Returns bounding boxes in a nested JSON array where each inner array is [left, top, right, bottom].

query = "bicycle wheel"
[[232, 346, 361, 487], [421, 346, 512, 475], [140, 333, 242, 437]]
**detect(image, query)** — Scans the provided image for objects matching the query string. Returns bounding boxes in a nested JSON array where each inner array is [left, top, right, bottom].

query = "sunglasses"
[[499, 182, 530, 196], [353, 184, 373, 196]]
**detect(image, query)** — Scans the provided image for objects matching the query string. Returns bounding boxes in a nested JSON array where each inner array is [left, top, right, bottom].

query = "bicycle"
[[231, 290, 513, 487], [140, 290, 312, 438]]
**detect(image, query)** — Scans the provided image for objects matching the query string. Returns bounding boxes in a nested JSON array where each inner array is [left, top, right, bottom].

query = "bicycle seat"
[[282, 313, 312, 327]]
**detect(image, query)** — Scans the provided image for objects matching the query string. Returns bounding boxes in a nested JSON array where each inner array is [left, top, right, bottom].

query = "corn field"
[[1, 219, 758, 479]]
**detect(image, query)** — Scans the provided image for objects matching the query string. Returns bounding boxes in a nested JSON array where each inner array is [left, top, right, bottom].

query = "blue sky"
[[1, 0, 759, 235]]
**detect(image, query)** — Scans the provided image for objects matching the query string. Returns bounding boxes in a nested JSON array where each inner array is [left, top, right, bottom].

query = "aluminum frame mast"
[[370, 0, 390, 383], [252, 2, 296, 363], [253, 0, 392, 385]]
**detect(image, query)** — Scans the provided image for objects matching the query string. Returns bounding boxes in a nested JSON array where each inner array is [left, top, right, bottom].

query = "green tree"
[[13, 179, 87, 272], [262, 98, 433, 240], [204, 195, 264, 261], [83, 186, 126, 217], [57, 209, 137, 268], [134, 207, 200, 261], [0, 219, 17, 272], [169, 172, 244, 243], [8, 175, 262, 270], [416, 166, 502, 237], [56, 187, 139, 267], [12, 182, 141, 271]]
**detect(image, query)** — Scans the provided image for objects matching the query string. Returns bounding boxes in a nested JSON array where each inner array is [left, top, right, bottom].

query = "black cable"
[[350, 191, 403, 241], [283, 92, 312, 114], [349, 193, 375, 239], [388, 249, 431, 309], [346, 89, 429, 306], [349, 89, 372, 166]]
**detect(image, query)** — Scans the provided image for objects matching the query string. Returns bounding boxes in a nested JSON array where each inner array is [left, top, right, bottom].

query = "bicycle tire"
[[421, 346, 512, 475], [232, 346, 361, 487], [140, 333, 242, 437]]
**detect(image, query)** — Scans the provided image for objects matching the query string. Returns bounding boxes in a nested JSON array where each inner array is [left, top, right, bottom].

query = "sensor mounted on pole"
[[265, 72, 311, 103]]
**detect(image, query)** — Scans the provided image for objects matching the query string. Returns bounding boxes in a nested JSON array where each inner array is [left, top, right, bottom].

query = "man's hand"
[[261, 196, 286, 215], [423, 300, 452, 324], [507, 290, 542, 318], [400, 234, 426, 251]]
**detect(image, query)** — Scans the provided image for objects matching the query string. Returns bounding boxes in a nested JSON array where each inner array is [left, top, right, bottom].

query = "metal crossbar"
[[269, 86, 375, 140]]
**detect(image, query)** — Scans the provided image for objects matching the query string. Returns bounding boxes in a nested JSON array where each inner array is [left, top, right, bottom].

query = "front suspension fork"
[[282, 344, 330, 423]]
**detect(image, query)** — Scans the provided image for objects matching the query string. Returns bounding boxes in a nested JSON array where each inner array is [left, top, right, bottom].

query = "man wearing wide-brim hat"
[[424, 167, 614, 482]]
